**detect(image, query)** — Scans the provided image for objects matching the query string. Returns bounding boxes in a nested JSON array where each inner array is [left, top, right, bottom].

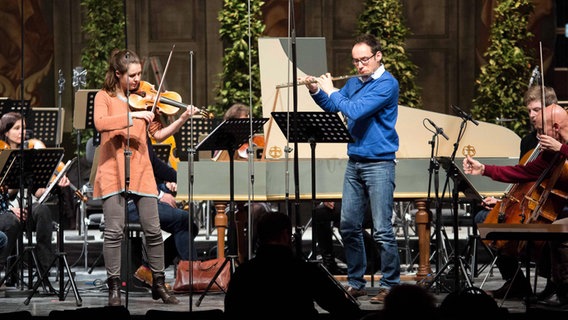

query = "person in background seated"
[[472, 85, 558, 300], [0, 112, 70, 288], [0, 231, 6, 250], [213, 103, 272, 263], [224, 212, 363, 320], [464, 104, 568, 308], [131, 139, 199, 288], [314, 201, 379, 275]]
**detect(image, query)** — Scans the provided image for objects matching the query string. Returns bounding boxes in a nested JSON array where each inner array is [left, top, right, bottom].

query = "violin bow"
[[539, 41, 547, 133], [149, 44, 175, 115]]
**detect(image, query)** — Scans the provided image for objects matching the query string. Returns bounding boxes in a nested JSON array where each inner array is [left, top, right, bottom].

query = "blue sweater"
[[311, 68, 399, 161]]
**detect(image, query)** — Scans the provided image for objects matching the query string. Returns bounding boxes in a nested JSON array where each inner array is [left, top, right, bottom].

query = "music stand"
[[152, 144, 171, 165], [426, 156, 481, 292], [68, 90, 97, 245], [30, 107, 65, 147], [271, 111, 353, 260], [0, 148, 64, 297], [26, 158, 82, 306], [0, 98, 31, 116], [194, 117, 268, 306], [174, 117, 220, 161]]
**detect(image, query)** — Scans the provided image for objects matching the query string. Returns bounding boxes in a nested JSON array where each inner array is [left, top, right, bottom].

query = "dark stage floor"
[[0, 230, 566, 319]]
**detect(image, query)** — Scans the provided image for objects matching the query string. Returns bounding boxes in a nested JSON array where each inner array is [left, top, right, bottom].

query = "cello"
[[482, 49, 567, 260]]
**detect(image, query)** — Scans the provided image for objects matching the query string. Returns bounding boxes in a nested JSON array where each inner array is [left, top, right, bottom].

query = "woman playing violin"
[[0, 112, 70, 285], [93, 49, 189, 306], [464, 104, 568, 307]]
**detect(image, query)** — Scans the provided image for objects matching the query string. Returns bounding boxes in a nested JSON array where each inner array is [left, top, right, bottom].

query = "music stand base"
[[195, 255, 237, 307]]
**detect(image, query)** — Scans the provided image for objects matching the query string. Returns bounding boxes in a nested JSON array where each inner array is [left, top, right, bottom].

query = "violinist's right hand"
[[131, 110, 155, 123], [463, 155, 484, 176]]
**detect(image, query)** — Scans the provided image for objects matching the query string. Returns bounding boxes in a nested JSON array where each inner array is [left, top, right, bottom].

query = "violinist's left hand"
[[179, 106, 201, 122], [538, 134, 562, 152]]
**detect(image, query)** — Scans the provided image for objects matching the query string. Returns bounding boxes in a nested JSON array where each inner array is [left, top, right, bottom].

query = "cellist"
[[472, 85, 559, 300], [464, 104, 568, 308]]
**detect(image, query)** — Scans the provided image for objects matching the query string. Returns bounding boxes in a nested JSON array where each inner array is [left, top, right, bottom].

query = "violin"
[[129, 81, 213, 118], [237, 134, 265, 159]]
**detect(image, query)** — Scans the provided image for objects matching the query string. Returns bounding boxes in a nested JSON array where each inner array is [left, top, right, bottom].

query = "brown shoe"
[[134, 265, 172, 290], [134, 265, 153, 286], [369, 288, 389, 304], [345, 285, 367, 298]]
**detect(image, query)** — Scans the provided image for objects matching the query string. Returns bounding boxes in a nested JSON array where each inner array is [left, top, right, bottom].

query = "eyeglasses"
[[352, 54, 375, 66]]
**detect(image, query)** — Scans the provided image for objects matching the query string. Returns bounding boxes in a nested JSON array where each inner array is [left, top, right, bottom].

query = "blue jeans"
[[340, 160, 400, 290], [128, 201, 197, 261]]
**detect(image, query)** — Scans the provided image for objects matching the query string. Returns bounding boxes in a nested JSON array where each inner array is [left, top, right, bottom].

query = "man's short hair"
[[257, 212, 292, 244]]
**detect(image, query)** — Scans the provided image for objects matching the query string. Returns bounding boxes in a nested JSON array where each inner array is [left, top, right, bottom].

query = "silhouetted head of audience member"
[[256, 211, 292, 247], [359, 284, 438, 320], [439, 286, 506, 320], [384, 284, 437, 319]]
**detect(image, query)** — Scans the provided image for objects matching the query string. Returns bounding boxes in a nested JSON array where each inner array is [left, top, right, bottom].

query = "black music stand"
[[0, 148, 64, 297], [152, 144, 171, 165], [427, 156, 481, 292], [194, 117, 268, 306], [68, 90, 97, 244], [26, 158, 82, 306], [30, 108, 64, 147], [271, 111, 353, 261], [174, 117, 220, 161]]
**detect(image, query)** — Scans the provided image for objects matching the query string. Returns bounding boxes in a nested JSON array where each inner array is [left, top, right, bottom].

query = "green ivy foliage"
[[210, 0, 265, 118], [471, 0, 534, 137], [77, 0, 126, 154], [356, 0, 422, 109], [80, 0, 126, 89]]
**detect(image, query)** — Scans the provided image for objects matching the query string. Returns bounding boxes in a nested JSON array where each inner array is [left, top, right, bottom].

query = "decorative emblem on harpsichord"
[[462, 145, 476, 157], [268, 146, 283, 159]]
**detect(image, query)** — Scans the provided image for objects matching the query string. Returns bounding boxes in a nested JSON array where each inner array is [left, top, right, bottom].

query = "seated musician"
[[131, 138, 199, 288], [464, 103, 568, 308], [314, 201, 379, 275], [0, 112, 70, 288], [212, 103, 271, 263], [472, 85, 558, 300]]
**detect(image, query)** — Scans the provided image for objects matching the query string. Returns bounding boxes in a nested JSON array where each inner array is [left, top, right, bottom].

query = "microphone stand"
[[426, 131, 446, 293], [287, 0, 303, 259], [56, 69, 65, 148], [123, 62, 132, 308], [187, 50, 195, 311]]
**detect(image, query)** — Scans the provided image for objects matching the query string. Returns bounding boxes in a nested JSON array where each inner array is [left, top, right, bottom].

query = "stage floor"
[[0, 230, 562, 318]]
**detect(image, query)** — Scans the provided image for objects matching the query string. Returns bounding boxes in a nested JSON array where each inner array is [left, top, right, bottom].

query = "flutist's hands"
[[300, 75, 319, 94], [316, 73, 337, 95], [463, 155, 484, 176], [300, 73, 338, 95]]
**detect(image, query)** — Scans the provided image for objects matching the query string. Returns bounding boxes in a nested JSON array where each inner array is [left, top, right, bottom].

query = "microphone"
[[425, 118, 449, 140], [528, 66, 539, 87], [451, 105, 479, 126]]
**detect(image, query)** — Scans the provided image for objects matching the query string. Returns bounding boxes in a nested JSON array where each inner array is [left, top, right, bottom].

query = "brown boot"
[[152, 272, 179, 304], [107, 277, 121, 306]]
